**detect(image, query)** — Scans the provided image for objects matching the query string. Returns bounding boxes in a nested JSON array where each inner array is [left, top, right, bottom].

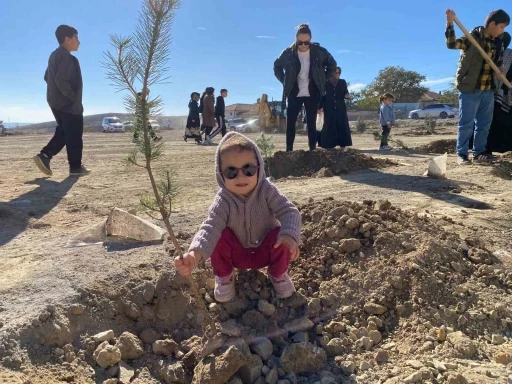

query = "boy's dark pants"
[[380, 125, 391, 147], [41, 107, 83, 169]]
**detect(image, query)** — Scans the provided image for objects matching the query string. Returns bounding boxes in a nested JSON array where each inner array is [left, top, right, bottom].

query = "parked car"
[[102, 117, 125, 132], [148, 120, 160, 130], [228, 118, 248, 131], [408, 104, 458, 119], [123, 121, 134, 130], [236, 119, 258, 133]]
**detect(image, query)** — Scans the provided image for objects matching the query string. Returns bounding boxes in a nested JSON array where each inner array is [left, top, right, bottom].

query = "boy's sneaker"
[[457, 155, 471, 165], [70, 165, 92, 176], [214, 274, 235, 302], [269, 273, 296, 299], [473, 153, 495, 163], [33, 153, 52, 176]]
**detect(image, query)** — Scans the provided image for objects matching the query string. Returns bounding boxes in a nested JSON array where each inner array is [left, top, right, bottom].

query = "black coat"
[[319, 79, 352, 148], [187, 100, 200, 128]]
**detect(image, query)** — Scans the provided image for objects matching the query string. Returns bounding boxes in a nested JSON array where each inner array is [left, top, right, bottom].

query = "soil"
[[1, 126, 512, 383], [416, 139, 457, 155]]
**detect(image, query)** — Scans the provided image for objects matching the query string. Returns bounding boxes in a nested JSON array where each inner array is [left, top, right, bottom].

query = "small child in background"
[[379, 93, 395, 151], [174, 132, 301, 302], [184, 92, 202, 144]]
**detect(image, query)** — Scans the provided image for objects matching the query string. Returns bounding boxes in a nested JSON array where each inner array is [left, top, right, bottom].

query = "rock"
[[406, 360, 424, 369], [495, 351, 511, 365], [193, 342, 252, 384], [237, 354, 263, 384], [220, 319, 244, 337], [359, 361, 372, 371], [285, 292, 308, 309], [118, 360, 135, 384], [402, 242, 416, 252], [292, 332, 309, 343], [446, 331, 476, 358], [467, 249, 492, 265], [355, 336, 372, 350], [142, 282, 155, 303], [93, 330, 115, 343], [325, 321, 345, 334], [492, 334, 505, 345], [106, 365, 119, 378], [458, 315, 468, 326], [283, 318, 314, 333], [446, 374, 469, 384], [70, 304, 85, 315], [243, 310, 266, 330], [139, 329, 160, 345], [229, 378, 243, 384], [158, 360, 190, 384], [152, 339, 181, 357], [435, 328, 447, 342], [250, 338, 273, 361], [340, 306, 352, 314], [375, 200, 392, 211], [332, 265, 344, 276], [222, 296, 251, 317], [345, 219, 360, 230], [142, 305, 154, 320], [339, 239, 361, 253], [258, 300, 276, 317], [266, 366, 278, 384], [451, 262, 463, 272], [181, 336, 202, 353], [369, 330, 382, 345], [116, 332, 144, 360], [93, 341, 121, 368], [306, 298, 322, 317], [280, 342, 327, 373], [375, 350, 389, 363], [364, 303, 387, 315], [337, 359, 356, 375], [103, 380, 117, 384], [325, 338, 345, 357], [404, 371, 423, 383]]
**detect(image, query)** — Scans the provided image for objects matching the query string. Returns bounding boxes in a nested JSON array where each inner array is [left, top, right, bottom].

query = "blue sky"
[[0, 0, 508, 123]]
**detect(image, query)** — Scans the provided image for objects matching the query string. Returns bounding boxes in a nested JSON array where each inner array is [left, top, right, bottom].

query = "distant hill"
[[12, 113, 188, 133]]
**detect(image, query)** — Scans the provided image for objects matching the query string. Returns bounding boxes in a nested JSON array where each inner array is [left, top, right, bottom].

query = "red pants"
[[210, 227, 290, 278]]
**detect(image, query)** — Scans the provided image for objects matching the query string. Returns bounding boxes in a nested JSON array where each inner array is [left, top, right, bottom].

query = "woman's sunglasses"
[[222, 164, 259, 180], [296, 41, 311, 46]]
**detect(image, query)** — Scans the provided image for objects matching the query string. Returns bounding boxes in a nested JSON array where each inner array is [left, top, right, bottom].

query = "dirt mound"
[[267, 149, 394, 179], [418, 139, 457, 154], [1, 199, 512, 383]]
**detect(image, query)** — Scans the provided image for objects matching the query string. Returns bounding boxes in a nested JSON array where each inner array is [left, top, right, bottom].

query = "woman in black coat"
[[319, 67, 352, 150]]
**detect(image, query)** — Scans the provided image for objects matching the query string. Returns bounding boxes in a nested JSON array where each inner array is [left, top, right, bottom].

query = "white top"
[[297, 49, 311, 97]]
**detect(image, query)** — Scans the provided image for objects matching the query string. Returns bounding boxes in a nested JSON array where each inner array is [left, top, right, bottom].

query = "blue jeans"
[[457, 90, 494, 157]]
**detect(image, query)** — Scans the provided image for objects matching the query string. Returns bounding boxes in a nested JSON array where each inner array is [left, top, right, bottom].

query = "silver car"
[[408, 104, 458, 119]]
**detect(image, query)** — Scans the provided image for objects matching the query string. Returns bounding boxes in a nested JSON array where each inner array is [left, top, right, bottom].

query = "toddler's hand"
[[274, 235, 300, 261], [446, 9, 455, 24], [174, 251, 200, 277]]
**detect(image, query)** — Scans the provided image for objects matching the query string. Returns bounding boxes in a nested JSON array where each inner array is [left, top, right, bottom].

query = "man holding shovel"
[[445, 9, 510, 165]]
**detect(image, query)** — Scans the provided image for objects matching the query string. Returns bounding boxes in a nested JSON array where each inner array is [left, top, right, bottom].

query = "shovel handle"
[[453, 16, 512, 89]]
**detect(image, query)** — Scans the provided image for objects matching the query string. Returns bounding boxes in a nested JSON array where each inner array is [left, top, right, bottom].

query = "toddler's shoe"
[[269, 272, 296, 299], [214, 273, 235, 302]]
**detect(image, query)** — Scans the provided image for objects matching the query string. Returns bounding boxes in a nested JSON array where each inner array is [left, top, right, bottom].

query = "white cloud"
[[337, 49, 352, 53], [256, 35, 277, 39], [197, 27, 206, 30], [422, 77, 455, 86], [348, 83, 366, 92]]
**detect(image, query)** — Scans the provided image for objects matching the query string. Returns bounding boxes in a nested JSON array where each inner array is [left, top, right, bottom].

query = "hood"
[[215, 132, 266, 199]]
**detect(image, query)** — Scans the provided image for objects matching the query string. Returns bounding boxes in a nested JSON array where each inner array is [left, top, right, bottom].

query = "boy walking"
[[33, 25, 90, 176], [445, 9, 510, 165], [212, 89, 228, 139]]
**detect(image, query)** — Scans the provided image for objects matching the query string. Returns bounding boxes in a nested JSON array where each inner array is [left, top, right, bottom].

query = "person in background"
[[174, 132, 301, 302], [274, 23, 337, 151], [211, 89, 228, 139], [184, 92, 202, 144], [201, 87, 216, 146], [33, 25, 90, 177], [379, 93, 395, 151], [445, 8, 510, 165], [318, 66, 352, 151], [133, 89, 162, 143]]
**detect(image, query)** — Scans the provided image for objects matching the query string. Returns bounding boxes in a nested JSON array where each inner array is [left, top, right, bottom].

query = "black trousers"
[[286, 95, 320, 151], [41, 107, 83, 169], [213, 116, 227, 138]]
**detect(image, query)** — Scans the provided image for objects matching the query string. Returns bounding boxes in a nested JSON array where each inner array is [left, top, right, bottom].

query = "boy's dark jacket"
[[455, 27, 504, 93], [44, 46, 83, 115], [215, 96, 225, 117]]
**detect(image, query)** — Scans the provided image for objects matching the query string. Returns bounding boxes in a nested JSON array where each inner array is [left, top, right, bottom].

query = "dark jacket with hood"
[[273, 42, 337, 97], [44, 46, 83, 115], [187, 99, 200, 128], [188, 132, 302, 260], [215, 96, 225, 117]]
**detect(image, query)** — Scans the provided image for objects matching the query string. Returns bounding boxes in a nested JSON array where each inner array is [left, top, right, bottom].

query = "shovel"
[[454, 15, 512, 89]]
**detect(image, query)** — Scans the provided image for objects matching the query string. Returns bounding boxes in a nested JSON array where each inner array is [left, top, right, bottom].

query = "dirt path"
[[1, 126, 511, 382]]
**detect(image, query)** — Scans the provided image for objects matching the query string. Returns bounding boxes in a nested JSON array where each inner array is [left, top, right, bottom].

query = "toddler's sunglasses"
[[222, 164, 259, 180]]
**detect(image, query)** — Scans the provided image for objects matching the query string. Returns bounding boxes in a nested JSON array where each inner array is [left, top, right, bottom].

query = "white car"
[[102, 117, 125, 132], [123, 121, 134, 130], [148, 119, 160, 130], [236, 119, 258, 133], [408, 104, 458, 119]]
